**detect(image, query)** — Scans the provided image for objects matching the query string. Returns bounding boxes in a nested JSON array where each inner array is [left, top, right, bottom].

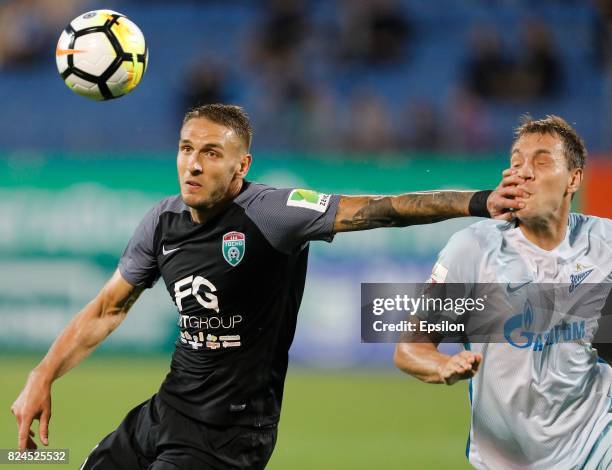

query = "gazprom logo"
[[503, 300, 535, 349], [503, 300, 585, 351], [569, 269, 593, 294]]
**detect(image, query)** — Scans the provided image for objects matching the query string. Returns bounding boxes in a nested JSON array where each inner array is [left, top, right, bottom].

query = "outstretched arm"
[[11, 270, 143, 450], [334, 191, 477, 232], [333, 170, 526, 233]]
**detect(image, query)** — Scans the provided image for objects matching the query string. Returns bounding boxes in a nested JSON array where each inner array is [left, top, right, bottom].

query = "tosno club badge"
[[222, 231, 245, 267]]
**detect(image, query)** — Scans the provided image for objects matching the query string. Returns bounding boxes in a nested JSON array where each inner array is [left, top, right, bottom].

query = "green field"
[[0, 356, 471, 469]]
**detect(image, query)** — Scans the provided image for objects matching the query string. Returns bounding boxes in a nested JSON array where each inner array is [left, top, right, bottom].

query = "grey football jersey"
[[119, 182, 340, 426]]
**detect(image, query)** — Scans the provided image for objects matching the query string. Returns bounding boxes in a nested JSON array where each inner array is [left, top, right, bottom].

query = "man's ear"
[[567, 168, 582, 195], [236, 154, 252, 178]]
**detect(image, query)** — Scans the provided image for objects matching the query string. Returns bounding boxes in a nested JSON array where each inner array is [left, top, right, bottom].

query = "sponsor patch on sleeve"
[[287, 189, 331, 213], [428, 262, 448, 283]]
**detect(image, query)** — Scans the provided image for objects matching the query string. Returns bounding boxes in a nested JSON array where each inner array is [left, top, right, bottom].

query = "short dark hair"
[[183, 104, 253, 151], [514, 115, 586, 170]]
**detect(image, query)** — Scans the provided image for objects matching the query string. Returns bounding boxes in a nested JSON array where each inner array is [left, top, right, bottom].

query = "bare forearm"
[[11, 271, 140, 450], [394, 343, 450, 384], [33, 299, 125, 383], [34, 273, 141, 383], [334, 191, 475, 232]]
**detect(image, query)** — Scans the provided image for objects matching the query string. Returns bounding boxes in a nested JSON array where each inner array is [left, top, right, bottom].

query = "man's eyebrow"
[[510, 148, 552, 156], [202, 142, 224, 150], [178, 140, 224, 150]]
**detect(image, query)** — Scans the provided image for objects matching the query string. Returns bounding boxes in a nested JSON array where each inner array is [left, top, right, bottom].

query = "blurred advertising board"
[[1, 154, 507, 365]]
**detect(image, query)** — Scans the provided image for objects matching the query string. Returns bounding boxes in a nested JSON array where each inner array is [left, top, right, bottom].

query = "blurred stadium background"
[[1, 0, 611, 468]]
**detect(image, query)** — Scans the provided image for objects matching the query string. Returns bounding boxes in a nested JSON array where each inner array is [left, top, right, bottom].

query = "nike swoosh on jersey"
[[506, 280, 532, 293], [162, 246, 180, 256]]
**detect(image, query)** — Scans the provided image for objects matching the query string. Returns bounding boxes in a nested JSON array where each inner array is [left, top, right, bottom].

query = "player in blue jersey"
[[394, 115, 612, 469]]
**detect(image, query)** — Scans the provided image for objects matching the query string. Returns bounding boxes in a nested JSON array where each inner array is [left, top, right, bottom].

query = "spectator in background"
[[594, 0, 612, 149], [336, 0, 412, 66], [465, 26, 513, 99], [465, 21, 562, 101], [344, 91, 397, 153], [181, 59, 231, 111], [255, 0, 308, 67], [1, 0, 52, 68], [512, 20, 562, 99], [298, 87, 343, 152], [594, 0, 612, 68], [399, 100, 445, 152], [0, 0, 86, 68], [445, 87, 494, 153], [246, 0, 318, 151]]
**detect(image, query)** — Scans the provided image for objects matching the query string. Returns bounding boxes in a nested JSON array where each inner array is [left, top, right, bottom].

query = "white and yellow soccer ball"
[[56, 9, 148, 101]]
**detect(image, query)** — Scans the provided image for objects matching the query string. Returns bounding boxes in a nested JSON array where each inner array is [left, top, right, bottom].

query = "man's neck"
[[518, 209, 569, 251], [189, 179, 244, 225]]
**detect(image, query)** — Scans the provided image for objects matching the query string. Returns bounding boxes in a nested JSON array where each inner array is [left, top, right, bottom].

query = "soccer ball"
[[56, 9, 148, 101]]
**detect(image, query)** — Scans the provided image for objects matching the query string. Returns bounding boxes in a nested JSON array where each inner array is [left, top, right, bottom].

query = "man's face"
[[177, 117, 247, 210], [510, 132, 581, 221]]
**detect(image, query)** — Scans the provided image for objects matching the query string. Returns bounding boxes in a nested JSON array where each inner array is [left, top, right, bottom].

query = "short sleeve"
[[428, 227, 481, 285], [118, 205, 161, 288], [239, 187, 340, 254], [416, 228, 482, 323]]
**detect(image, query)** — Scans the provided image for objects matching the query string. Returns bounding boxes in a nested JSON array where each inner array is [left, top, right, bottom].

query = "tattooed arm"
[[333, 168, 526, 233], [334, 191, 476, 232]]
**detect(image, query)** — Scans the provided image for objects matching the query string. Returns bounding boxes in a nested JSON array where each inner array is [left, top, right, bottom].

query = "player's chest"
[[484, 244, 610, 285], [153, 212, 281, 289], [158, 229, 250, 275]]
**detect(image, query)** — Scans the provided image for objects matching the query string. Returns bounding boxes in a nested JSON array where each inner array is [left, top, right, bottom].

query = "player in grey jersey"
[[11, 104, 519, 469], [395, 115, 612, 469]]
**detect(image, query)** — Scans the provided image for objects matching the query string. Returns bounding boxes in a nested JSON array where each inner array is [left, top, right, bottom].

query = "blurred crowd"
[[180, 0, 610, 154], [0, 0, 86, 68], [1, 0, 610, 155]]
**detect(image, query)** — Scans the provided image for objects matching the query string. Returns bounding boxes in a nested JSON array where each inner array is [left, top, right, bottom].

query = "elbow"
[[95, 292, 127, 334], [394, 343, 441, 384], [393, 344, 412, 374]]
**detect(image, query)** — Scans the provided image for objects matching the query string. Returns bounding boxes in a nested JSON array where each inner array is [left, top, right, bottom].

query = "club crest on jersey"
[[222, 231, 245, 267], [569, 268, 593, 294]]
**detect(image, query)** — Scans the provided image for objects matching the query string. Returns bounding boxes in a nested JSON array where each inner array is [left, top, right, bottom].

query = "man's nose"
[[516, 162, 534, 180], [188, 155, 203, 174]]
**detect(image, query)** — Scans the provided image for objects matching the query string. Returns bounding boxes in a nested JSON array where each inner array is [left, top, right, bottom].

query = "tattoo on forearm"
[[337, 192, 473, 231], [120, 288, 142, 313]]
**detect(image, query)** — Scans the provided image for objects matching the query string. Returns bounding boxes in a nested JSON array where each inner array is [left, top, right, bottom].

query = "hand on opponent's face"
[[487, 169, 528, 221]]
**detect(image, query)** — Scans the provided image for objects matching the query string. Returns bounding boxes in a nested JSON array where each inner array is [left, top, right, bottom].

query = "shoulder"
[[233, 181, 278, 208], [234, 182, 334, 213], [433, 220, 508, 282], [447, 218, 510, 250], [437, 219, 510, 271], [569, 212, 612, 234], [144, 195, 187, 221], [153, 194, 188, 215], [568, 213, 612, 250], [134, 195, 187, 235]]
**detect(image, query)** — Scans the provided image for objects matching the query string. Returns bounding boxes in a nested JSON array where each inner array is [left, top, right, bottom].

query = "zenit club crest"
[[222, 231, 245, 267]]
